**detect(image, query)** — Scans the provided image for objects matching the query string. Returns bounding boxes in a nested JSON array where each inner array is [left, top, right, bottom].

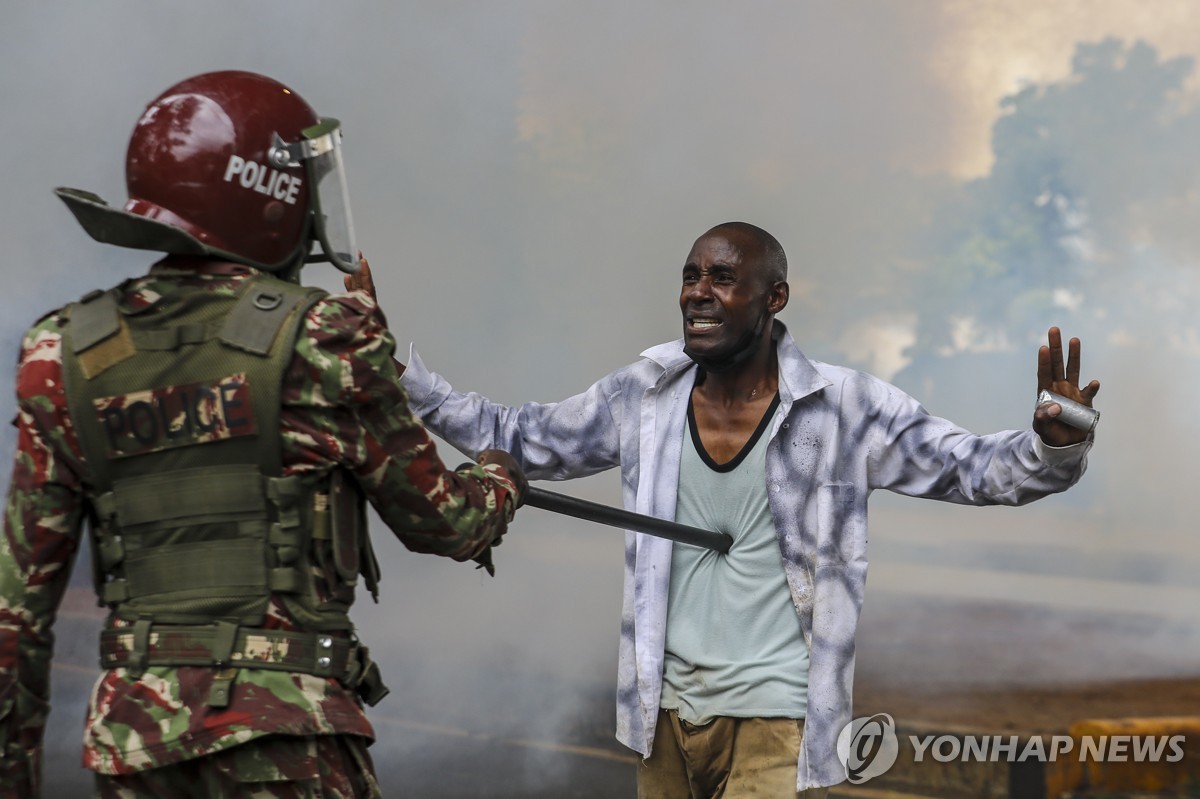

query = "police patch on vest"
[[93, 373, 257, 458]]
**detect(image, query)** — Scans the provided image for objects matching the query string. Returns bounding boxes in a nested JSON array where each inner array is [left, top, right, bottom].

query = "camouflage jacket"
[[0, 261, 518, 792]]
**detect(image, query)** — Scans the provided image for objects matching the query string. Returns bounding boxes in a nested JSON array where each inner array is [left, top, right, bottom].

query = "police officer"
[[0, 70, 526, 798]]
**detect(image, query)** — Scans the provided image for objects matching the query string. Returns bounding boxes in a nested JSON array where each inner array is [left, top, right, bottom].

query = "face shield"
[[269, 118, 359, 274]]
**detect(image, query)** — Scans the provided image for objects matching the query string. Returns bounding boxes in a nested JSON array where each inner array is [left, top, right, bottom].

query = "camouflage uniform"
[[0, 261, 519, 797]]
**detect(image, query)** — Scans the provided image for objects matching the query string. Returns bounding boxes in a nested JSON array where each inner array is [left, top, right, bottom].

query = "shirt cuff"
[[1032, 433, 1093, 465], [398, 345, 437, 409]]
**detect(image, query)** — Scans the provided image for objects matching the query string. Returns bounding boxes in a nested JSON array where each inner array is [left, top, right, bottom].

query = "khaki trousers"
[[638, 709, 830, 799]]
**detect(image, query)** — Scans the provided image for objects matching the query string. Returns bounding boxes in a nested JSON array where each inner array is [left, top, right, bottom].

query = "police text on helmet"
[[222, 156, 302, 205]]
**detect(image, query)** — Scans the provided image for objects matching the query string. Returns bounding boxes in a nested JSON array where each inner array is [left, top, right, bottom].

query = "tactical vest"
[[61, 270, 387, 706]]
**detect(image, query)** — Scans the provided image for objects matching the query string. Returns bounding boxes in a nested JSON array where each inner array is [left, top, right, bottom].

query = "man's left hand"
[[1033, 326, 1100, 447]]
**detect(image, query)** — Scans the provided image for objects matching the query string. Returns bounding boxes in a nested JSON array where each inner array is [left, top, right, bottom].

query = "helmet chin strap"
[[275, 255, 308, 284], [263, 216, 321, 282]]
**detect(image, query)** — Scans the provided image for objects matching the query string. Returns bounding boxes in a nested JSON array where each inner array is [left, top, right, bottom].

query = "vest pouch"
[[329, 470, 379, 604], [302, 470, 369, 606], [330, 471, 365, 585], [107, 466, 274, 625], [120, 524, 271, 624], [272, 473, 357, 633]]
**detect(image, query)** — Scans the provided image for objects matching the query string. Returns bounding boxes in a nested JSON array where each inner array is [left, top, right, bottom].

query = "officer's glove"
[[476, 449, 528, 509]]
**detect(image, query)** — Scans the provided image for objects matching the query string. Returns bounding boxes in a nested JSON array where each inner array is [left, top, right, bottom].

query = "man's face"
[[680, 230, 779, 372]]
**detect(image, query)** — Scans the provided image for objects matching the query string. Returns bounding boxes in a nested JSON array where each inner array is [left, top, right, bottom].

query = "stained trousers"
[[638, 709, 830, 799]]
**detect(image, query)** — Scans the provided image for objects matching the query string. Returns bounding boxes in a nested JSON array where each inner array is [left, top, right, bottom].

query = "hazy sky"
[[4, 0, 1196, 551], [3, 2, 1200, 790]]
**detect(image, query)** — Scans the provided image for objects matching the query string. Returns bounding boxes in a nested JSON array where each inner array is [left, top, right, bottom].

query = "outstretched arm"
[[289, 287, 523, 561], [1033, 326, 1101, 448], [346, 254, 622, 481], [868, 327, 1095, 504]]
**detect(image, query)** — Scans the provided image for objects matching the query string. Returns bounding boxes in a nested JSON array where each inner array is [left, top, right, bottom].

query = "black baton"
[[525, 486, 732, 554]]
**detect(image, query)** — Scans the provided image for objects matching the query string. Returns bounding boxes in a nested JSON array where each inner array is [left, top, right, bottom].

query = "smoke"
[[894, 38, 1200, 515], [4, 3, 1200, 796]]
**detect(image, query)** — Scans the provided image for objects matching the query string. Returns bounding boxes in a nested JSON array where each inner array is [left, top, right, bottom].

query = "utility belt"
[[99, 621, 389, 708]]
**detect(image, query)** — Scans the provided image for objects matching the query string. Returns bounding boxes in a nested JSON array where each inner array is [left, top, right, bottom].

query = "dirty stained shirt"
[[399, 321, 1091, 790], [0, 262, 518, 784]]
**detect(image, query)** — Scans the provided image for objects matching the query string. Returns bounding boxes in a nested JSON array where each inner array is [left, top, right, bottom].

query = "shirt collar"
[[639, 320, 832, 403]]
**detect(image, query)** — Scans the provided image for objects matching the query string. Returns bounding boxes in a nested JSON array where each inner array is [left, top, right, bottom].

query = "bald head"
[[704, 222, 788, 285], [681, 221, 790, 374]]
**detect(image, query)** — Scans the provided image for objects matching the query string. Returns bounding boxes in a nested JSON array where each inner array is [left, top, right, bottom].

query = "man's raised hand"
[[1033, 326, 1100, 447]]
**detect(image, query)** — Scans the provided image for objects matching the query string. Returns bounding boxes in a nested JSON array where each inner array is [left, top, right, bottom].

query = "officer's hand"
[[476, 449, 528, 508], [343, 252, 379, 303], [345, 253, 407, 375]]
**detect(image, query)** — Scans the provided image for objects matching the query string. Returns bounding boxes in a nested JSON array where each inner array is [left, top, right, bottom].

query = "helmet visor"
[[302, 118, 359, 274]]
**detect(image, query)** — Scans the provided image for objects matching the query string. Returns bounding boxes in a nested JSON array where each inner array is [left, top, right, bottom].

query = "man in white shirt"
[[350, 221, 1098, 796]]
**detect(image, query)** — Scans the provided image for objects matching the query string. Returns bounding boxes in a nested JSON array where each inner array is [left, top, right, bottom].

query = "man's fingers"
[[1081, 380, 1100, 401], [1047, 326, 1065, 383], [1066, 337, 1081, 386], [1037, 345, 1052, 392]]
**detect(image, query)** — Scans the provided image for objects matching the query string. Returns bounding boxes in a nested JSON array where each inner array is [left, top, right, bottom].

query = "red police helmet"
[[125, 70, 318, 269], [56, 70, 359, 274]]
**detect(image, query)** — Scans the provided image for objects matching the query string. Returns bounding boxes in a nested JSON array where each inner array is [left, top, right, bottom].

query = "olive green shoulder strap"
[[223, 275, 326, 478], [221, 278, 323, 357], [61, 289, 126, 488], [68, 289, 121, 353]]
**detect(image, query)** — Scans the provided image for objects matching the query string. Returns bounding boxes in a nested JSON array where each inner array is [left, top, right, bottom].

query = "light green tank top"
[[660, 393, 809, 724]]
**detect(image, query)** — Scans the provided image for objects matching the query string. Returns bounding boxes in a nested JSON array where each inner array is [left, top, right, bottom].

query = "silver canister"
[[1036, 389, 1099, 433]]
